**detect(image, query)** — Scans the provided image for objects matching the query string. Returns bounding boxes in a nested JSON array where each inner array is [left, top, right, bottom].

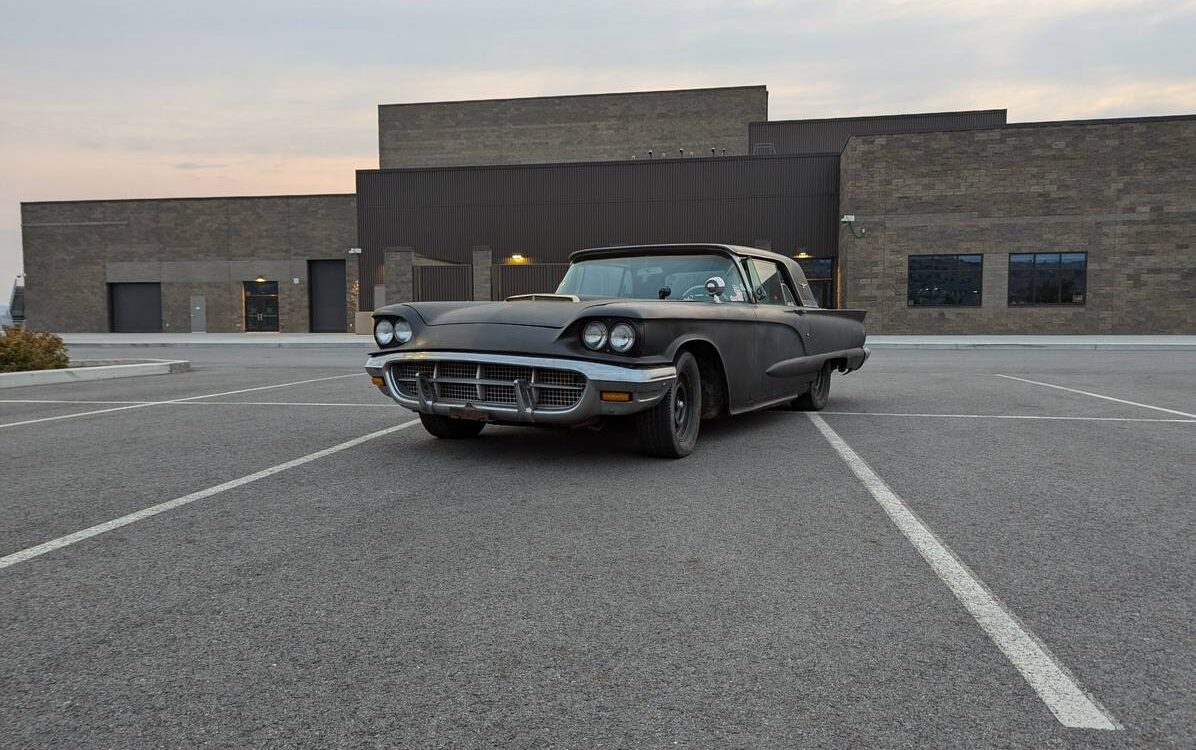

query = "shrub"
[[0, 327, 70, 372]]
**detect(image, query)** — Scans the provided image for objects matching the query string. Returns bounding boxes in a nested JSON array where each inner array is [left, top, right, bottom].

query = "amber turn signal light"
[[600, 391, 632, 402], [370, 376, 385, 387]]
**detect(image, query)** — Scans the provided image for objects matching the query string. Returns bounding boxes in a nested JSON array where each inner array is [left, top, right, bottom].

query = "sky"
[[2, 0, 1194, 293]]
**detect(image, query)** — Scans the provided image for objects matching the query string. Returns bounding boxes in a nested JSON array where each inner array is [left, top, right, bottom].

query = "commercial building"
[[21, 195, 357, 333], [19, 85, 1196, 334]]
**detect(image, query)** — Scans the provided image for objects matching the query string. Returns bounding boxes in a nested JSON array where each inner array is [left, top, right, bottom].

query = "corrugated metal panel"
[[413, 265, 472, 301], [356, 153, 840, 309], [749, 110, 1008, 155], [493, 264, 570, 299]]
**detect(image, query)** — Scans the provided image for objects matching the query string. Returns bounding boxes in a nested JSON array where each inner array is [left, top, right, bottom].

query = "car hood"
[[404, 299, 619, 328]]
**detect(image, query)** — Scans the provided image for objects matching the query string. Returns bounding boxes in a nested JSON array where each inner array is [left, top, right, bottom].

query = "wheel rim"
[[673, 374, 691, 434]]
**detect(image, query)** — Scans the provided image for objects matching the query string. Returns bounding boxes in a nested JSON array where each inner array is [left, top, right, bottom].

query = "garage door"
[[108, 283, 162, 332]]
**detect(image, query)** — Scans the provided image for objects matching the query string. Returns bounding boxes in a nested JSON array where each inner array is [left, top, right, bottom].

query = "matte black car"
[[366, 244, 868, 457]]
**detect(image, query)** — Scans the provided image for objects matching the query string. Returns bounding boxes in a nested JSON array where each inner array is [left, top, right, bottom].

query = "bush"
[[0, 327, 70, 373]]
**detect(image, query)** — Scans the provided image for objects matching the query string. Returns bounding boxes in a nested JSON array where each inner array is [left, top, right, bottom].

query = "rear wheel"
[[419, 413, 486, 439], [637, 351, 701, 458], [792, 361, 832, 411]]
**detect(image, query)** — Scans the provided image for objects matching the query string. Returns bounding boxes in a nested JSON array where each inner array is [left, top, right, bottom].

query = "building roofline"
[[750, 109, 1008, 127], [378, 84, 768, 109], [1001, 112, 1196, 128], [840, 111, 1196, 146], [20, 192, 355, 207], [360, 151, 839, 177]]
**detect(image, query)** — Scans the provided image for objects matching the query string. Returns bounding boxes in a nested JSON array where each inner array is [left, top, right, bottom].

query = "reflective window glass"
[[907, 254, 983, 306], [1007, 252, 1087, 305]]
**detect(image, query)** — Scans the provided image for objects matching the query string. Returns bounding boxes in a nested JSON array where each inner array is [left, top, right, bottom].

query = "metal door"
[[308, 260, 346, 332], [243, 281, 280, 332], [190, 295, 206, 333], [108, 283, 162, 332]]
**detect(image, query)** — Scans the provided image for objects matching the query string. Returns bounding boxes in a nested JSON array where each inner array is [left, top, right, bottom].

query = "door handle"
[[788, 308, 806, 315]]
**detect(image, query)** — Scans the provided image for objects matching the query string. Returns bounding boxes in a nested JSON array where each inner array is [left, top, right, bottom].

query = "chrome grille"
[[482, 363, 533, 382], [533, 387, 579, 407], [483, 384, 517, 403], [437, 382, 478, 401], [389, 358, 585, 410], [534, 369, 584, 388], [438, 362, 478, 380]]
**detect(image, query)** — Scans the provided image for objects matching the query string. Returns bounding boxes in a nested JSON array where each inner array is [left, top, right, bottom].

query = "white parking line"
[[808, 413, 1121, 731], [996, 374, 1196, 419], [0, 418, 420, 570], [0, 374, 363, 429], [820, 411, 1196, 424], [0, 399, 378, 408]]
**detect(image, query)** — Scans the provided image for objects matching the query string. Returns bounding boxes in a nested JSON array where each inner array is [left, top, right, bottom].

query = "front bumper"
[[365, 351, 676, 425]]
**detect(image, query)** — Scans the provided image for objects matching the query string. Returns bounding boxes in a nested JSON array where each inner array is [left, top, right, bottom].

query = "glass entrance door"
[[796, 257, 836, 308], [243, 281, 280, 332]]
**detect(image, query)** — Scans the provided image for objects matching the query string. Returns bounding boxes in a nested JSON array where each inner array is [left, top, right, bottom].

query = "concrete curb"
[[0, 359, 191, 389]]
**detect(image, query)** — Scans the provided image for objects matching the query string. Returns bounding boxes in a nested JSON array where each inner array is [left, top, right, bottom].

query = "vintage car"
[[365, 244, 868, 457]]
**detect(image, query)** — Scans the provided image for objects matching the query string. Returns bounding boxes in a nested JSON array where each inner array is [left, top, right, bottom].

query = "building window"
[[907, 254, 983, 306], [1008, 252, 1087, 305]]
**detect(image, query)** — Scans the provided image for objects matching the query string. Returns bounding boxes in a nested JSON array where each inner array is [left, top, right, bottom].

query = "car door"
[[743, 257, 811, 403]]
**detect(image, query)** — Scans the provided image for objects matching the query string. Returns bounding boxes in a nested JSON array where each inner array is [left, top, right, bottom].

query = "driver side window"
[[746, 259, 799, 307]]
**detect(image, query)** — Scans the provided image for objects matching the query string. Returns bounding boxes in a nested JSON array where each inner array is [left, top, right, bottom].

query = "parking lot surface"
[[2, 345, 1193, 748]]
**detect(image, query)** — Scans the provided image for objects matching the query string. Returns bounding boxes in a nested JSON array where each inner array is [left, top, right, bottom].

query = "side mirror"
[[704, 276, 726, 298]]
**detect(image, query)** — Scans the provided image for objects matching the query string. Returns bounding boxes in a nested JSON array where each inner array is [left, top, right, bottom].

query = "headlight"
[[394, 318, 413, 344], [374, 319, 394, 346], [582, 320, 608, 350], [608, 322, 635, 353]]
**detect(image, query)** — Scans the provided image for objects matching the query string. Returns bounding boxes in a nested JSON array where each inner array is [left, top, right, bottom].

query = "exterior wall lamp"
[[840, 214, 866, 238]]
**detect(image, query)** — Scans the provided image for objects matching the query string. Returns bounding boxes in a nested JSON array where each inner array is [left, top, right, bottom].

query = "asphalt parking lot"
[[1, 344, 1193, 749]]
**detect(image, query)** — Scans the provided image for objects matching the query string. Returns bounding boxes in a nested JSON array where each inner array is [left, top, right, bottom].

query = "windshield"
[[556, 254, 749, 302]]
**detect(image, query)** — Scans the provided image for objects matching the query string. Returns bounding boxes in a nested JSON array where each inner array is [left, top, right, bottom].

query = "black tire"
[[792, 361, 832, 411], [419, 413, 486, 439], [637, 351, 701, 458]]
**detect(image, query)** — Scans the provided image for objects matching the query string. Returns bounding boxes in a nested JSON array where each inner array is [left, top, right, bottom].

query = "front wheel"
[[791, 361, 832, 411], [419, 413, 486, 439], [636, 351, 701, 458]]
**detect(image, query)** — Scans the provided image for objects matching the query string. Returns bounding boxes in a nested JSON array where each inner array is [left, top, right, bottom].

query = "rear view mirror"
[[704, 276, 726, 297]]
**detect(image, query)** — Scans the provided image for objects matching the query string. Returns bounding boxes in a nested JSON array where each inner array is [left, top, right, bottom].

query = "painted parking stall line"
[[0, 373, 362, 429], [996, 374, 1196, 419], [819, 410, 1196, 424], [0, 419, 420, 570], [807, 413, 1122, 731]]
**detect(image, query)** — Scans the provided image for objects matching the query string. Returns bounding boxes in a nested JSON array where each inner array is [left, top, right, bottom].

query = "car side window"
[[747, 259, 799, 307]]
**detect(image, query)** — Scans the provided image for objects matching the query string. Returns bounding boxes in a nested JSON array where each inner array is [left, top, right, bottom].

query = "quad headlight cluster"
[[581, 320, 636, 353], [374, 317, 413, 347]]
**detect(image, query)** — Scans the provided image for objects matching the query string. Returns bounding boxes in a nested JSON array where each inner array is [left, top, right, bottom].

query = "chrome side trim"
[[366, 350, 677, 383]]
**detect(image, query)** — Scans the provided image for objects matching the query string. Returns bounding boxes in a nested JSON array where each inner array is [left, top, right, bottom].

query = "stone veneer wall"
[[21, 194, 358, 333], [838, 118, 1196, 334], [378, 86, 767, 169]]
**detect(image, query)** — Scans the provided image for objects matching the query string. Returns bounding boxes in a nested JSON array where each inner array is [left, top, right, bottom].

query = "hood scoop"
[[505, 293, 580, 302]]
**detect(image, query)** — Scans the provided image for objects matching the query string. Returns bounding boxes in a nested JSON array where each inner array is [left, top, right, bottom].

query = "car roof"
[[569, 243, 794, 265]]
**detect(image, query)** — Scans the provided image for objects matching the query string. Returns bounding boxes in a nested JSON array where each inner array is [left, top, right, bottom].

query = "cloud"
[[2, 0, 1193, 282], [173, 161, 228, 170]]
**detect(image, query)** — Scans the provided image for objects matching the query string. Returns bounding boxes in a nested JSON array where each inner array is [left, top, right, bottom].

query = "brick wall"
[[838, 118, 1196, 334], [21, 194, 358, 332], [378, 86, 768, 169]]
